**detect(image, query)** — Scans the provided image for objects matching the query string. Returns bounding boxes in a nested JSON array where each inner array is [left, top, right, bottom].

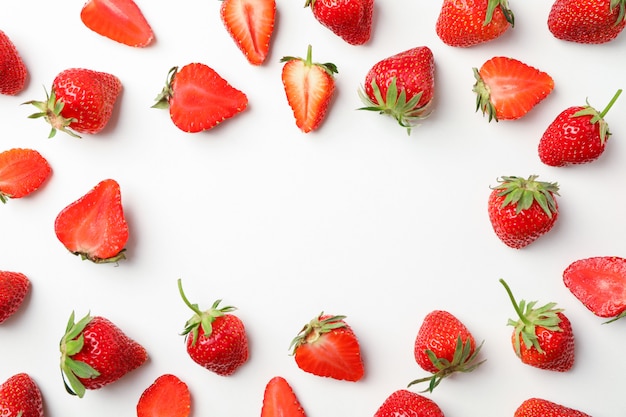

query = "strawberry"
[[487, 175, 560, 249], [408, 310, 485, 392], [281, 45, 338, 133], [373, 389, 444, 417], [60, 311, 148, 398], [473, 56, 554, 121], [137, 374, 191, 417], [221, 0, 276, 65], [515, 398, 591, 417], [358, 46, 435, 134], [153, 63, 248, 133], [538, 89, 622, 167], [80, 0, 155, 47], [563, 256, 626, 321], [261, 376, 307, 417], [500, 279, 575, 372], [54, 178, 128, 264], [0, 148, 51, 203], [548, 0, 626, 44], [0, 30, 27, 95], [0, 373, 44, 417], [0, 271, 29, 324], [304, 0, 374, 45], [177, 279, 249, 376], [290, 312, 364, 382], [435, 0, 515, 47], [25, 68, 122, 138]]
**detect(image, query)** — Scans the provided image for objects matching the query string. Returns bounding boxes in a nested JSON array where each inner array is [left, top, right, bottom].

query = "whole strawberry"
[[409, 310, 484, 392], [436, 0, 515, 47], [305, 0, 374, 45], [515, 398, 591, 417], [0, 148, 52, 203], [178, 279, 249, 376], [60, 311, 148, 398], [548, 0, 626, 44], [0, 30, 27, 95], [358, 46, 435, 134], [373, 389, 444, 417], [538, 89, 622, 167], [500, 279, 575, 372], [0, 373, 44, 417], [488, 175, 559, 249], [0, 271, 29, 324], [25, 68, 122, 138]]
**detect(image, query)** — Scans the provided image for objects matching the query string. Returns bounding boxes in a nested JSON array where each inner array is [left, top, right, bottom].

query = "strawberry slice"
[[563, 256, 626, 321], [473, 56, 554, 121], [153, 63, 248, 133], [0, 148, 51, 203], [80, 0, 155, 47], [261, 376, 307, 417], [137, 374, 191, 417], [221, 0, 276, 65], [54, 179, 128, 263]]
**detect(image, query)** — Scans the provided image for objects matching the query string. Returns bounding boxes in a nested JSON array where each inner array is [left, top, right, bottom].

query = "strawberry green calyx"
[[280, 44, 338, 77], [472, 68, 497, 122], [59, 311, 100, 398], [23, 88, 80, 138], [572, 89, 622, 144], [500, 279, 564, 356], [289, 313, 347, 352], [151, 66, 178, 109], [178, 278, 237, 346], [611, 0, 626, 25], [484, 0, 514, 27], [492, 175, 559, 218]]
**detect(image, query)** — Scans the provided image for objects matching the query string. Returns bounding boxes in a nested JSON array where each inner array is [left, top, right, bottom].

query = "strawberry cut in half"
[[80, 0, 155, 47], [54, 179, 129, 264], [473, 56, 554, 121], [563, 256, 626, 322], [137, 374, 191, 417], [221, 0, 276, 65], [0, 148, 51, 203], [261, 376, 307, 417], [0, 30, 28, 95], [153, 63, 248, 133]]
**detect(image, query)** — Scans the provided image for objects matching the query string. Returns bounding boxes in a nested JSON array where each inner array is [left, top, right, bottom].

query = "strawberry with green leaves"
[[488, 175, 560, 249], [261, 376, 307, 417], [538, 89, 622, 166], [373, 390, 444, 417], [137, 374, 191, 417], [0, 30, 27, 95], [408, 310, 485, 392], [358, 46, 435, 134], [500, 279, 575, 372], [290, 312, 364, 382], [80, 0, 155, 47], [436, 0, 515, 47], [153, 63, 248, 133], [0, 373, 43, 417], [60, 311, 148, 398], [178, 279, 249, 376], [221, 0, 276, 65], [0, 148, 51, 204], [281, 45, 338, 133], [473, 56, 554, 121], [305, 0, 374, 45], [515, 398, 591, 417], [0, 271, 29, 324], [54, 179, 129, 263], [548, 0, 626, 44]]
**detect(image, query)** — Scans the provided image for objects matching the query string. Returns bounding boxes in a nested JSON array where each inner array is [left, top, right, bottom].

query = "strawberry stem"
[[598, 89, 622, 119], [499, 279, 531, 327]]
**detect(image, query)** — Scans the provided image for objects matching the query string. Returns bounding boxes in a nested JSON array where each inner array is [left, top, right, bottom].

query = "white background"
[[1, 1, 625, 416]]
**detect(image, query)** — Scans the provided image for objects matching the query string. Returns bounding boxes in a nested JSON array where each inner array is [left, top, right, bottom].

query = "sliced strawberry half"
[[563, 256, 626, 321], [0, 148, 51, 203], [221, 0, 276, 65], [80, 0, 155, 47], [137, 374, 191, 417], [261, 376, 307, 417]]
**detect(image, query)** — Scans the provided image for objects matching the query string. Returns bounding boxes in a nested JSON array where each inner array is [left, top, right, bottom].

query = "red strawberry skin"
[[261, 376, 307, 417], [137, 374, 191, 417], [221, 0, 276, 65], [548, 0, 626, 44], [306, 0, 374, 45], [80, 0, 155, 47], [0, 148, 51, 203], [515, 398, 591, 417], [514, 312, 575, 371], [0, 30, 27, 95], [373, 390, 444, 417], [0, 373, 44, 417], [0, 271, 29, 324]]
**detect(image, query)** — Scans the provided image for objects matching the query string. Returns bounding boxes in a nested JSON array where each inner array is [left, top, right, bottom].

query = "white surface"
[[1, 1, 625, 416]]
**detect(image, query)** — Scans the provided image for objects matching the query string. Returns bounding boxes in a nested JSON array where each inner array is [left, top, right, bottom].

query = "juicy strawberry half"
[[473, 56, 554, 121], [0, 271, 30, 324], [153, 63, 248, 133], [221, 0, 276, 65], [548, 0, 626, 44], [137, 374, 191, 417], [0, 373, 44, 417], [281, 45, 338, 133], [54, 178, 129, 263], [563, 256, 626, 321], [80, 0, 155, 47], [373, 390, 445, 417], [261, 376, 307, 417], [0, 148, 51, 203], [290, 313, 364, 382], [0, 30, 27, 95]]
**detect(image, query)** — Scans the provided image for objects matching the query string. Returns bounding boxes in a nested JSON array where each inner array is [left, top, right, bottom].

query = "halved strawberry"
[[137, 374, 191, 417], [54, 179, 128, 263], [0, 148, 51, 203], [261, 376, 307, 417], [563, 256, 626, 321], [80, 0, 155, 47], [153, 63, 248, 133], [473, 56, 554, 121], [221, 0, 276, 65]]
